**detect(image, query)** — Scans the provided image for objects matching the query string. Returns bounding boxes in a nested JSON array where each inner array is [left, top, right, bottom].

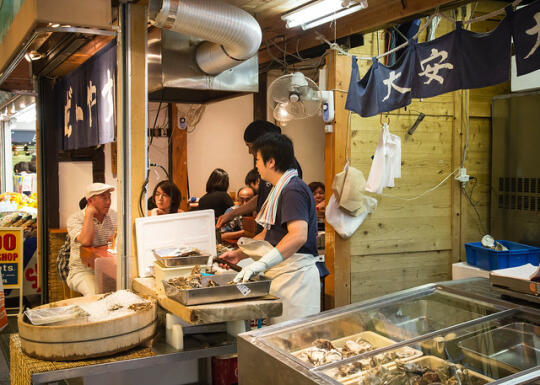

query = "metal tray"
[[459, 322, 540, 375], [297, 331, 422, 383], [162, 272, 272, 305], [152, 247, 210, 267], [324, 355, 492, 385]]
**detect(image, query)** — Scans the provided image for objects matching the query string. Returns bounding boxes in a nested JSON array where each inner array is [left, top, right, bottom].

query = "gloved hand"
[[234, 248, 283, 283]]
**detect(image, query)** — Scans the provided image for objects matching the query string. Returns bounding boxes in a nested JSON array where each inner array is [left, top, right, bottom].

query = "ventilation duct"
[[149, 0, 262, 76]]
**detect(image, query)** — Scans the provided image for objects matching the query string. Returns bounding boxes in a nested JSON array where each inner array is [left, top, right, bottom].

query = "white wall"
[[58, 161, 93, 228], [267, 70, 325, 186], [187, 95, 254, 198]]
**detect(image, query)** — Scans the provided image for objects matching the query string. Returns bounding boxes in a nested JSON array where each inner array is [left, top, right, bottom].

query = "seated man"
[[220, 186, 254, 242], [67, 183, 116, 296]]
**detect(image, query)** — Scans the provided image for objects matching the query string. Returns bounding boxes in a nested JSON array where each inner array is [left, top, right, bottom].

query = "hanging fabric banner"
[[512, 0, 540, 76], [345, 44, 415, 117], [57, 41, 116, 151], [412, 30, 461, 98], [457, 8, 512, 90]]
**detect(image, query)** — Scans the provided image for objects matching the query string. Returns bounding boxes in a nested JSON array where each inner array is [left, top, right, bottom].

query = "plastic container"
[[465, 240, 540, 270]]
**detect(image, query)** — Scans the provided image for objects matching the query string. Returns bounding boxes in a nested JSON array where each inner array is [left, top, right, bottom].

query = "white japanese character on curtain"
[[101, 69, 114, 123], [524, 12, 540, 59], [418, 48, 454, 85], [382, 71, 411, 102], [64, 87, 73, 138], [87, 80, 97, 127]]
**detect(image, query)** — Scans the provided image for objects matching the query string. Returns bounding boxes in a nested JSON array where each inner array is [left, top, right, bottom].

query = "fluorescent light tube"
[[282, 0, 367, 30]]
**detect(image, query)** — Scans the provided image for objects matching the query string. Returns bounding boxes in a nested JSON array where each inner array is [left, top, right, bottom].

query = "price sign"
[[0, 228, 23, 289]]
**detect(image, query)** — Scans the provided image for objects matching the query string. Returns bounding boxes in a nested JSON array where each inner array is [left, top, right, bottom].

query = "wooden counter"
[[132, 277, 282, 325]]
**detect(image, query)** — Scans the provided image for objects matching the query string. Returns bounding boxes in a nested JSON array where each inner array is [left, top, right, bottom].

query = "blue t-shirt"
[[264, 177, 318, 257]]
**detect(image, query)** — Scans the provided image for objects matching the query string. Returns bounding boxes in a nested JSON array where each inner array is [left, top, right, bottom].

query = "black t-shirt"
[[198, 191, 234, 219], [264, 177, 318, 256]]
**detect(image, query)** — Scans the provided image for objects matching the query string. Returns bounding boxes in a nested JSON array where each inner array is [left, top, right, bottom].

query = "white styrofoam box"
[[452, 262, 490, 280], [135, 210, 217, 278], [154, 261, 206, 293]]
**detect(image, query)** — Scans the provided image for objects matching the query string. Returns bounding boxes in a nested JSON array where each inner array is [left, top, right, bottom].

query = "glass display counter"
[[237, 280, 540, 385]]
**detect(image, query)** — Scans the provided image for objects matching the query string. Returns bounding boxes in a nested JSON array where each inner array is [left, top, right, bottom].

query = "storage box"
[[465, 240, 540, 271], [135, 210, 217, 277]]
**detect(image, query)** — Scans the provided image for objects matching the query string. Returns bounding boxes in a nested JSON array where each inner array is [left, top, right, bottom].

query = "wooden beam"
[[171, 104, 189, 212], [325, 51, 352, 309], [258, 0, 470, 64], [451, 90, 464, 268]]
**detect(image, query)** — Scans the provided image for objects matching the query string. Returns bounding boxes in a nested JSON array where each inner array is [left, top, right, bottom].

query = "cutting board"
[[132, 277, 282, 325]]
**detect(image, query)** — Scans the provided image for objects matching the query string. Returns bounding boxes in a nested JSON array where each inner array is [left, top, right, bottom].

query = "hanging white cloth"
[[365, 123, 401, 194]]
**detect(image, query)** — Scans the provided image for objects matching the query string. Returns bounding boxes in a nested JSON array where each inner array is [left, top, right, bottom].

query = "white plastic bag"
[[326, 194, 377, 239], [365, 123, 401, 194]]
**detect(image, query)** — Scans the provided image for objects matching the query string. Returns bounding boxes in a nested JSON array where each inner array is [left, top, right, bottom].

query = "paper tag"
[[236, 284, 251, 296]]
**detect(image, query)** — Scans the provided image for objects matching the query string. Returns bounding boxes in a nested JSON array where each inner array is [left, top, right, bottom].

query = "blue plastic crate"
[[465, 240, 540, 270]]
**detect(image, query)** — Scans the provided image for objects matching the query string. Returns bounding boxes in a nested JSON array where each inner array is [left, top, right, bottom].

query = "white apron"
[[264, 253, 320, 324], [237, 238, 320, 324]]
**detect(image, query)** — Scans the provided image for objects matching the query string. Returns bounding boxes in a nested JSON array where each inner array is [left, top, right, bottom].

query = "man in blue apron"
[[219, 133, 320, 324]]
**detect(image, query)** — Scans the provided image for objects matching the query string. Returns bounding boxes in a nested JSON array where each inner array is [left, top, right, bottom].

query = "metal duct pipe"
[[149, 0, 262, 75]]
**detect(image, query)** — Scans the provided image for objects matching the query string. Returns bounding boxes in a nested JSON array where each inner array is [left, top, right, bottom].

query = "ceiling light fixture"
[[282, 0, 368, 30], [10, 103, 16, 114]]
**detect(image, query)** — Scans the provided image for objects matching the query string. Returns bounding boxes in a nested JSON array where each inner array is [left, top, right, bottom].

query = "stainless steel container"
[[163, 273, 271, 305], [152, 247, 210, 267]]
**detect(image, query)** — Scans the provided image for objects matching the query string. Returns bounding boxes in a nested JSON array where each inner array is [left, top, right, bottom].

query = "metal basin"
[[459, 322, 540, 377]]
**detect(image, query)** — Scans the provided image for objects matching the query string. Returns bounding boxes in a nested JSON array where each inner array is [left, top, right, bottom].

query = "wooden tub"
[[18, 294, 157, 361]]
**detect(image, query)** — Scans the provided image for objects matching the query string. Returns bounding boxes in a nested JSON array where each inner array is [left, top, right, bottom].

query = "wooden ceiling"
[[1, 0, 474, 92], [228, 0, 471, 63]]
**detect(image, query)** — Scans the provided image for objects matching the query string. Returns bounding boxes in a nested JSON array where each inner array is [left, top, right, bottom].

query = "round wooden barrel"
[[18, 294, 157, 361]]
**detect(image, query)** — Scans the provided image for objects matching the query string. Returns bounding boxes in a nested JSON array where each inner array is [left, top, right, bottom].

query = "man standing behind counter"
[[219, 133, 320, 323], [67, 183, 116, 296]]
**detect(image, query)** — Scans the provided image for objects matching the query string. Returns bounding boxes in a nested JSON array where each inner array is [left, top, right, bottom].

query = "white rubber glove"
[[234, 248, 283, 283]]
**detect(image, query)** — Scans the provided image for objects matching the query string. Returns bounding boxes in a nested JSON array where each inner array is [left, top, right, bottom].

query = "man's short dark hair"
[[244, 168, 260, 186], [243, 120, 281, 143], [308, 182, 325, 193], [206, 168, 230, 193], [253, 133, 295, 173]]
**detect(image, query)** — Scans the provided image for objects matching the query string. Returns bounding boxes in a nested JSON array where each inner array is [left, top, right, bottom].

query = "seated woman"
[[198, 168, 234, 218], [309, 182, 326, 231], [149, 180, 182, 216]]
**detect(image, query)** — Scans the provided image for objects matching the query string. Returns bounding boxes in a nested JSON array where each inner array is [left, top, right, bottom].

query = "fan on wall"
[[268, 72, 332, 126]]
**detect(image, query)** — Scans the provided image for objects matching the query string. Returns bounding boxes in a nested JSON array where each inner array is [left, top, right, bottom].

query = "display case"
[[238, 280, 540, 385]]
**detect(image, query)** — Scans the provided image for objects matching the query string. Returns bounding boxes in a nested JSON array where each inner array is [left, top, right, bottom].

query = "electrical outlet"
[[456, 167, 470, 186]]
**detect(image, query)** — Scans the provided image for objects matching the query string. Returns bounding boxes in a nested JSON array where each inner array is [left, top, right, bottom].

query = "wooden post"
[[116, 1, 147, 287], [170, 104, 189, 211], [451, 90, 465, 267], [325, 51, 352, 308]]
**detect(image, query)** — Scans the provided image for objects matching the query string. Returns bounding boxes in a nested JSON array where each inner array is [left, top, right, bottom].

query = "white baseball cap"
[[85, 183, 115, 200]]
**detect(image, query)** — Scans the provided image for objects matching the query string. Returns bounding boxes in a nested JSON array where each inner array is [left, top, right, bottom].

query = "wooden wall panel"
[[331, 1, 511, 305], [351, 251, 451, 303]]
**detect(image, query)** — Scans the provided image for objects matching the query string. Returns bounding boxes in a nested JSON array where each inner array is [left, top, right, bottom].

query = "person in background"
[[216, 120, 302, 228], [219, 133, 319, 323], [67, 183, 116, 296], [309, 182, 326, 230], [198, 168, 234, 218], [244, 168, 260, 195], [149, 180, 182, 216], [221, 186, 254, 242]]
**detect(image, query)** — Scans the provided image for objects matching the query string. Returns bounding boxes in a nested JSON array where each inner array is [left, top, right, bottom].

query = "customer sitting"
[[309, 182, 326, 225], [198, 168, 234, 218], [149, 180, 182, 216], [221, 186, 254, 242], [244, 168, 260, 195], [66, 183, 116, 296]]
